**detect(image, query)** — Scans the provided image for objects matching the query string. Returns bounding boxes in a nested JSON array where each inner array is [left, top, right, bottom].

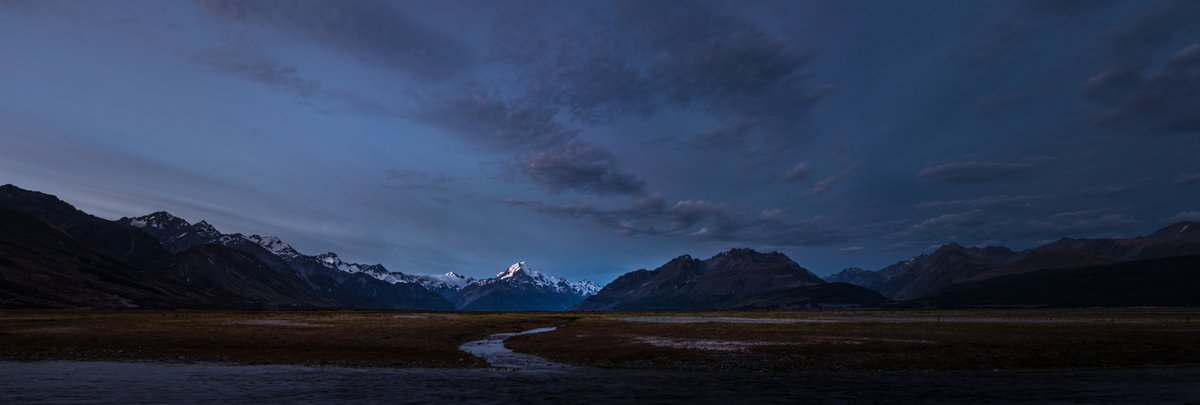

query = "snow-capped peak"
[[403, 272, 476, 290], [498, 261, 531, 280], [317, 252, 340, 265], [126, 211, 189, 230], [309, 252, 406, 283], [568, 279, 602, 296], [487, 261, 601, 296], [432, 272, 474, 288], [243, 234, 302, 259], [191, 220, 220, 237]]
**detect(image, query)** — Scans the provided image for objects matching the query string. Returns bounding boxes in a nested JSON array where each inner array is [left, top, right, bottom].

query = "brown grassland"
[[2, 309, 1199, 372], [0, 311, 574, 367], [510, 309, 1200, 371]]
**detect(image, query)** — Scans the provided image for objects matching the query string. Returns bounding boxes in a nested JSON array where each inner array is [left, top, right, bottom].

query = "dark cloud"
[[1105, 0, 1200, 57], [1086, 41, 1200, 133], [916, 194, 1048, 210], [779, 163, 811, 183], [517, 140, 646, 196], [916, 157, 1051, 184], [1080, 1, 1200, 133], [194, 45, 392, 115], [194, 47, 320, 97], [955, 19, 1031, 68], [906, 210, 990, 236], [955, 0, 1112, 69], [972, 91, 1037, 111], [956, 0, 1113, 69], [639, 20, 820, 118], [1032, 207, 1136, 234], [1176, 173, 1200, 186], [420, 89, 647, 197], [1083, 63, 1146, 100], [197, 0, 469, 78], [420, 90, 574, 148], [384, 169, 463, 192], [418, 0, 837, 200], [691, 120, 754, 150], [1021, 0, 1116, 14], [896, 207, 1138, 247], [1075, 179, 1150, 197], [489, 0, 831, 154], [839, 246, 864, 254], [1166, 211, 1200, 222], [805, 162, 860, 197], [506, 196, 851, 247]]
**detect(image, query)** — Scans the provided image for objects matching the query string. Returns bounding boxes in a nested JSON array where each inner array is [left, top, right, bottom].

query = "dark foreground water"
[[2, 361, 1199, 404]]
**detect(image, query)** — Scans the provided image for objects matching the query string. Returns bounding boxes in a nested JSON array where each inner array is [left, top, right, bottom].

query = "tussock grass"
[[4, 309, 1198, 372], [0, 310, 573, 368], [507, 309, 1200, 372]]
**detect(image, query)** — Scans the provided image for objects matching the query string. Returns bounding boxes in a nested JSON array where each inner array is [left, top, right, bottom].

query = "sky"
[[1, 0, 1198, 283]]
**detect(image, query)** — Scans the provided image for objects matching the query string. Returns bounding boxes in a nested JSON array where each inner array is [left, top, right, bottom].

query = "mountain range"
[[826, 222, 1200, 305], [3, 183, 1199, 310], [0, 184, 596, 310]]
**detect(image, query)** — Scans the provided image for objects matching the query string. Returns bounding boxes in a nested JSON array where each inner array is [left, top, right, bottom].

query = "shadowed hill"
[[578, 249, 883, 310], [921, 255, 1200, 307], [0, 206, 228, 308], [827, 222, 1200, 301]]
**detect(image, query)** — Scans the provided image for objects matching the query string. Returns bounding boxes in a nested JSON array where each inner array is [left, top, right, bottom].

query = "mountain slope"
[[722, 283, 890, 310], [825, 222, 1200, 303], [400, 272, 476, 302], [118, 211, 219, 254], [578, 249, 881, 311], [824, 267, 885, 292], [826, 222, 1200, 301], [119, 210, 453, 310], [969, 221, 1200, 281], [868, 244, 1019, 300], [118, 213, 297, 276], [0, 185, 172, 272], [280, 255, 454, 310], [0, 206, 223, 308], [922, 255, 1200, 307], [165, 245, 332, 308]]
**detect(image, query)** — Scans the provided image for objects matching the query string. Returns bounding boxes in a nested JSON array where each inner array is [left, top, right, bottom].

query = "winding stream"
[[458, 327, 571, 371]]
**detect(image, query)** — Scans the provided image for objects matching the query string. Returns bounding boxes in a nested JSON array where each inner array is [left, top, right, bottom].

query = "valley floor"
[[512, 308, 1200, 372], [1, 309, 1199, 402], [2, 309, 1198, 370]]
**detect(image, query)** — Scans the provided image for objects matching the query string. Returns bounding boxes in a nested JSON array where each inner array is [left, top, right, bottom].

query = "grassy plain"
[[0, 310, 574, 367], [509, 309, 1200, 371], [1, 309, 1198, 371]]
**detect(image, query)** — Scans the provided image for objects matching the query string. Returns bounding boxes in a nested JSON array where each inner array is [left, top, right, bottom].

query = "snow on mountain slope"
[[242, 235, 303, 259], [567, 279, 602, 296], [406, 272, 476, 290], [125, 211, 190, 231], [123, 211, 601, 301], [312, 252, 405, 284], [485, 261, 600, 296]]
